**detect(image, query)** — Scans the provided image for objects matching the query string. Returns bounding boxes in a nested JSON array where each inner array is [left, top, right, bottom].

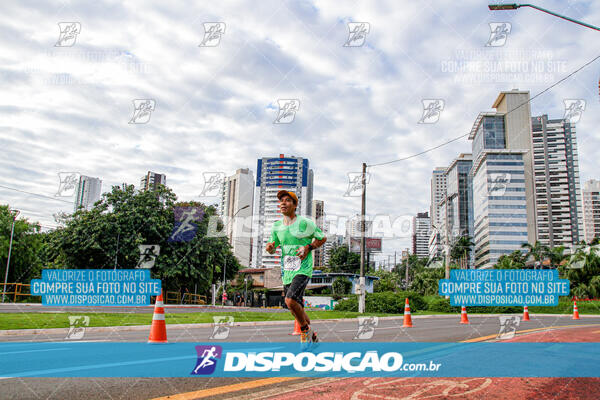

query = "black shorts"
[[283, 274, 310, 307]]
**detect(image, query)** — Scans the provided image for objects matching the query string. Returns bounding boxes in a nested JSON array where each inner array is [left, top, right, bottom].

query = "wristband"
[[307, 243, 314, 251]]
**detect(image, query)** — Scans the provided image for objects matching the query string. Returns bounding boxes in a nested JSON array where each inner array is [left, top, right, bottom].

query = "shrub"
[[427, 297, 457, 313], [334, 291, 426, 313]]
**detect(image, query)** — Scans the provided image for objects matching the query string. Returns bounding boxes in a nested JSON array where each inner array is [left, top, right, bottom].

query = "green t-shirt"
[[269, 215, 325, 285]]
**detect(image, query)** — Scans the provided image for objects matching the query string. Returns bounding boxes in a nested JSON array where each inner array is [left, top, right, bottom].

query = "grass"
[[0, 310, 403, 331], [3, 299, 600, 330]]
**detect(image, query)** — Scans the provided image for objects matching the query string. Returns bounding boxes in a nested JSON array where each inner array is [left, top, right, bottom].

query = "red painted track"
[[262, 325, 600, 400]]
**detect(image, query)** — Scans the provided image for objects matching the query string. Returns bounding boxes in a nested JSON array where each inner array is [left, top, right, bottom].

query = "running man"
[[266, 190, 327, 350]]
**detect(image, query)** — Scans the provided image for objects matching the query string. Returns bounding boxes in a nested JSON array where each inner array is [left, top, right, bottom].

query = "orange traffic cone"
[[523, 305, 530, 321], [573, 301, 580, 320], [290, 319, 302, 335], [402, 298, 413, 328], [148, 294, 168, 343], [460, 306, 470, 324]]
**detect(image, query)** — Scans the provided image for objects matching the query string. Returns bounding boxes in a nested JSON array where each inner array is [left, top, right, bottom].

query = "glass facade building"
[[470, 112, 529, 268], [251, 154, 313, 268]]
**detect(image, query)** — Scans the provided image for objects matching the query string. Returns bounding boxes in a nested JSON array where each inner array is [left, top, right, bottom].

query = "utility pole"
[[359, 162, 367, 314], [405, 253, 409, 288]]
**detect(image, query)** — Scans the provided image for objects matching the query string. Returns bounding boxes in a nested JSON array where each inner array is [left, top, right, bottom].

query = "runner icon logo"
[[65, 316, 89, 340], [210, 316, 234, 339], [354, 316, 379, 340], [191, 345, 222, 375], [497, 316, 520, 340]]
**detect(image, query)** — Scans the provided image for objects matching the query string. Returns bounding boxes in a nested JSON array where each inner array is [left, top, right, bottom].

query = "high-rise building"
[[445, 154, 474, 240], [469, 90, 535, 268], [311, 200, 325, 267], [412, 212, 431, 258], [531, 115, 583, 250], [251, 154, 314, 268], [430, 167, 447, 228], [74, 175, 102, 212], [583, 179, 600, 243], [442, 153, 474, 266], [345, 214, 373, 239], [323, 234, 345, 267], [429, 167, 447, 259], [219, 168, 255, 268], [140, 171, 166, 191]]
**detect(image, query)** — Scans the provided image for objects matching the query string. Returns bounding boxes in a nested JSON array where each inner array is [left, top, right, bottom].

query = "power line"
[[367, 53, 600, 168], [0, 184, 73, 204]]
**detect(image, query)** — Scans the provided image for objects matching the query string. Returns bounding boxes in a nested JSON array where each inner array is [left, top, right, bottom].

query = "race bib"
[[283, 256, 301, 271]]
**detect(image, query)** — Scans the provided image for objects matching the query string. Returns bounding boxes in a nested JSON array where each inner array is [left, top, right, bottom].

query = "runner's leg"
[[285, 297, 308, 326], [284, 275, 311, 327]]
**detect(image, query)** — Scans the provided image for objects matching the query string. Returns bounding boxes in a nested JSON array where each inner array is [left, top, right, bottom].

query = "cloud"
[[1, 0, 599, 260]]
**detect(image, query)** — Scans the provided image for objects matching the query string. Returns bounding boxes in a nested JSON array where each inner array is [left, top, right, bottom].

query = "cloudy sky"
[[2, 0, 600, 264]]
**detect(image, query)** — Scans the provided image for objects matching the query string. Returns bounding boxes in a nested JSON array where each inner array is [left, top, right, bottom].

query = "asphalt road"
[[1, 315, 598, 400]]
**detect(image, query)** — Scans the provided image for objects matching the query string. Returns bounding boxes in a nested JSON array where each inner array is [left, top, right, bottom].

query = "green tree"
[[327, 244, 360, 273], [332, 276, 352, 295], [521, 241, 549, 263], [450, 235, 475, 266], [0, 205, 44, 285], [561, 242, 600, 298], [409, 265, 446, 296], [494, 250, 527, 269], [393, 254, 428, 288], [373, 270, 401, 292]]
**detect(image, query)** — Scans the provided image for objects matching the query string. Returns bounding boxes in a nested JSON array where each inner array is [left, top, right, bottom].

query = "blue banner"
[[1, 342, 598, 378], [438, 269, 569, 306], [30, 269, 161, 306]]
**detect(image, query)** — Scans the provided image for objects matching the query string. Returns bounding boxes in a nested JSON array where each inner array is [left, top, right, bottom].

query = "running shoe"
[[300, 327, 319, 351]]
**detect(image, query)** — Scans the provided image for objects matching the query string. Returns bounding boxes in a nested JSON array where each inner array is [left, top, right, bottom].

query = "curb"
[[0, 313, 597, 336]]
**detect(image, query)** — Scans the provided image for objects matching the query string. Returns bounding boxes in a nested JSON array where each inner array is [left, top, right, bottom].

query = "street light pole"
[[2, 209, 20, 303], [244, 275, 248, 307], [488, 3, 600, 31]]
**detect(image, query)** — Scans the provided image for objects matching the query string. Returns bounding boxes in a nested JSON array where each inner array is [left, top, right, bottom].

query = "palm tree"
[[521, 241, 550, 265], [548, 246, 567, 266], [563, 241, 600, 299], [450, 236, 475, 268]]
